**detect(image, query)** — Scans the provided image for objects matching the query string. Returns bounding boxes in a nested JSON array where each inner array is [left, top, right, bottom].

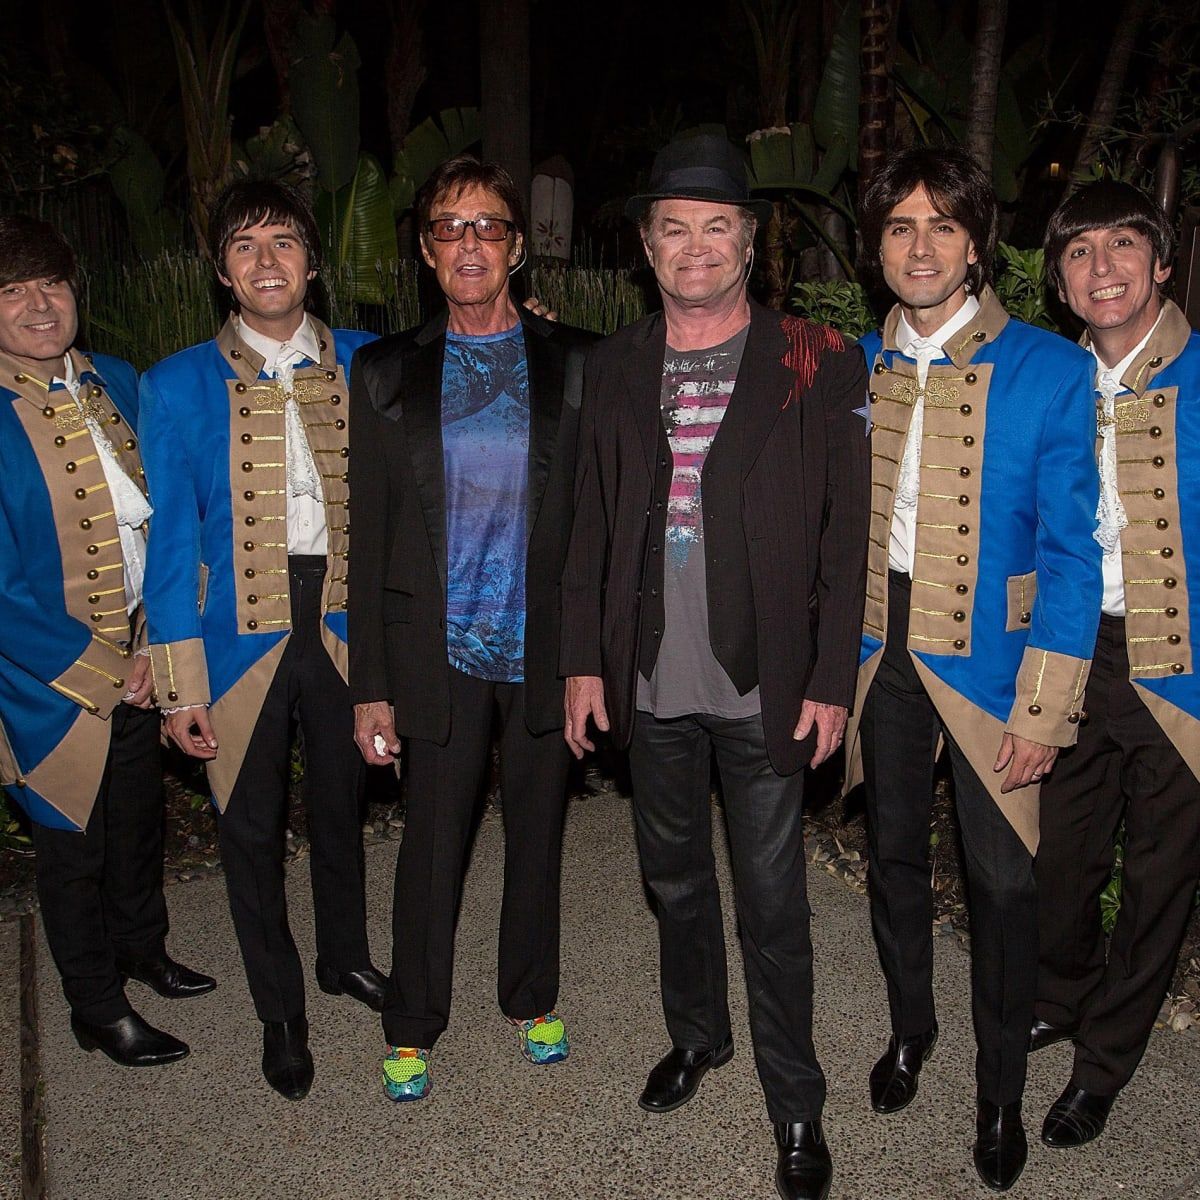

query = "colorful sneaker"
[[509, 1012, 569, 1064], [382, 1046, 431, 1101]]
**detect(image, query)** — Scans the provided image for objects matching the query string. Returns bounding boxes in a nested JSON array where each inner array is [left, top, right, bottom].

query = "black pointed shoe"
[[262, 1016, 314, 1100], [869, 1025, 938, 1114], [774, 1121, 833, 1200], [116, 951, 216, 999], [1041, 1083, 1115, 1148], [315, 962, 388, 1012], [638, 1036, 734, 1113], [71, 1010, 189, 1067], [973, 1100, 1027, 1192], [1028, 1017, 1076, 1054]]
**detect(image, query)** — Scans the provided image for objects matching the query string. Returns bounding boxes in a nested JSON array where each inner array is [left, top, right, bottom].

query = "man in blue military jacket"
[[1031, 181, 1200, 1149], [139, 182, 383, 1100], [846, 148, 1102, 1191], [0, 216, 213, 1067]]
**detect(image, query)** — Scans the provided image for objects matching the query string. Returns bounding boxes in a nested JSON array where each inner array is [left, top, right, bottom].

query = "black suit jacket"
[[349, 307, 597, 742], [559, 300, 870, 775]]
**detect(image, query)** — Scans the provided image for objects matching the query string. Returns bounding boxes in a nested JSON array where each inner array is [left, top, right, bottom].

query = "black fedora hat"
[[625, 133, 774, 227]]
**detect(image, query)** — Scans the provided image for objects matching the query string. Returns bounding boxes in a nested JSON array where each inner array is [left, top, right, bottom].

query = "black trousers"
[[219, 556, 370, 1024], [628, 708, 825, 1124], [1036, 615, 1200, 1094], [861, 571, 1037, 1106], [383, 667, 569, 1049], [33, 703, 169, 1023]]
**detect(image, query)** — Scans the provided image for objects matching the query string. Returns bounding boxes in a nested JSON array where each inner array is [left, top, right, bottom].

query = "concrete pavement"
[[24, 790, 1200, 1199]]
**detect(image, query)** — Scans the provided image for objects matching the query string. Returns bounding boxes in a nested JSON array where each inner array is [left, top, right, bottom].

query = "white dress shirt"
[[1092, 309, 1164, 618], [235, 316, 328, 556], [888, 294, 981, 574], [55, 356, 153, 616]]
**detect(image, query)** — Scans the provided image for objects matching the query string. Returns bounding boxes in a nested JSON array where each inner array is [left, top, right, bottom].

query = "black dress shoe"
[[869, 1025, 938, 1114], [315, 962, 388, 1012], [262, 1016, 314, 1100], [1041, 1083, 1115, 1148], [71, 1010, 189, 1067], [1028, 1017, 1076, 1053], [116, 951, 217, 999], [774, 1120, 833, 1200], [638, 1036, 734, 1113], [973, 1100, 1027, 1192]]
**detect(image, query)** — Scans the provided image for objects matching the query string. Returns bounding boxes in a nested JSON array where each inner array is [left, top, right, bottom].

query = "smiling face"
[[879, 185, 978, 334], [1057, 225, 1170, 365], [0, 276, 78, 375], [642, 199, 752, 312], [420, 183, 522, 332], [218, 220, 315, 341]]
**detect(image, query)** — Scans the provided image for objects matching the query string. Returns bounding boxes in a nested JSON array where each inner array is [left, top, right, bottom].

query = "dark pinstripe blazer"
[[560, 299, 870, 775]]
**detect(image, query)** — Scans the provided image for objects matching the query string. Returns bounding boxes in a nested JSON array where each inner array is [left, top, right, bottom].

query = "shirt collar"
[[1091, 307, 1165, 387], [50, 353, 79, 394], [896, 293, 981, 357], [235, 314, 320, 371]]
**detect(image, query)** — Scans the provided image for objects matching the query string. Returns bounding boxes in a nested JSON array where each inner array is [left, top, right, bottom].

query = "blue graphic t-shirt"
[[441, 324, 529, 682]]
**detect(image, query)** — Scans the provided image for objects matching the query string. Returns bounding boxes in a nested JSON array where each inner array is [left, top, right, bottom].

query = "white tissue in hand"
[[374, 734, 388, 756]]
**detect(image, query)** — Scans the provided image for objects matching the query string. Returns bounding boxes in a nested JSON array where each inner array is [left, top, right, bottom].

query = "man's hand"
[[523, 295, 559, 322], [564, 675, 609, 759], [792, 699, 848, 767], [354, 701, 401, 766], [164, 706, 219, 760], [994, 732, 1058, 793], [122, 654, 154, 709]]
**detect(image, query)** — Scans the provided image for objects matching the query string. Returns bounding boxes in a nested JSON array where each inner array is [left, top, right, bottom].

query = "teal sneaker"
[[382, 1046, 431, 1101], [509, 1012, 569, 1064]]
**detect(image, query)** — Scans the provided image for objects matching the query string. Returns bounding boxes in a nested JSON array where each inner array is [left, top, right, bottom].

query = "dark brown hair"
[[209, 179, 323, 273], [0, 215, 79, 292], [1044, 180, 1175, 295], [859, 146, 998, 297], [416, 155, 526, 244]]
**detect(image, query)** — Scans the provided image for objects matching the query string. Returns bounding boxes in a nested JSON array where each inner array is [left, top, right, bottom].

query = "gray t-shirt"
[[636, 326, 761, 720]]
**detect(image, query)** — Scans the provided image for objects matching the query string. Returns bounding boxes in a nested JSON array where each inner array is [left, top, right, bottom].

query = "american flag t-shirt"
[[660, 330, 747, 570]]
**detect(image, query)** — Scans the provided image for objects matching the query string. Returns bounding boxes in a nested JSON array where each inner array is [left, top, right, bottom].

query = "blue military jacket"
[[0, 349, 146, 829], [1090, 300, 1200, 780], [846, 288, 1103, 850], [139, 316, 375, 806]]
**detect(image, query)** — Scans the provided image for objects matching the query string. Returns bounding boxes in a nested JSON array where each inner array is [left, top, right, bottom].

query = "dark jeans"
[[860, 571, 1037, 1105], [1036, 615, 1200, 1093], [629, 707, 825, 1124], [219, 556, 370, 1024], [383, 667, 569, 1049], [33, 702, 169, 1023]]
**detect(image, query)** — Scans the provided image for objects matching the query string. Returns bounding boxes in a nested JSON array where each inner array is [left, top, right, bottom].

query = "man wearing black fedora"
[[561, 133, 870, 1200]]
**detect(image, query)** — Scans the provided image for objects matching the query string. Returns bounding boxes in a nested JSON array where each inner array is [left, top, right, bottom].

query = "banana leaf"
[[813, 0, 859, 153], [290, 13, 361, 196], [390, 108, 482, 215], [318, 153, 399, 306], [747, 126, 855, 225], [107, 126, 181, 257]]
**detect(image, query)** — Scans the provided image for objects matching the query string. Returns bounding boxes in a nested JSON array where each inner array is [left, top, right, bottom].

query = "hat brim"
[[625, 191, 774, 229]]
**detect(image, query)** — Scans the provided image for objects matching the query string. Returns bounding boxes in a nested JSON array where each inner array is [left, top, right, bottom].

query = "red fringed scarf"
[[779, 316, 845, 409]]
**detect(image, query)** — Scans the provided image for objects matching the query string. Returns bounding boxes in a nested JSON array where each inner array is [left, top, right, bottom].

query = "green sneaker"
[[509, 1012, 569, 1064], [382, 1046, 431, 1101]]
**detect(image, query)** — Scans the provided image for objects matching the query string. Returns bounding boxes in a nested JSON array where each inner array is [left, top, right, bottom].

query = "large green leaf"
[[747, 125, 854, 223], [390, 107, 482, 215], [318, 153, 399, 305], [813, 0, 859, 152], [290, 13, 361, 195], [107, 126, 181, 257]]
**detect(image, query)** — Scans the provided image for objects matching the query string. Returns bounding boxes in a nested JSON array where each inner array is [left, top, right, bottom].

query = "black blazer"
[[348, 307, 597, 742], [560, 300, 870, 775]]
